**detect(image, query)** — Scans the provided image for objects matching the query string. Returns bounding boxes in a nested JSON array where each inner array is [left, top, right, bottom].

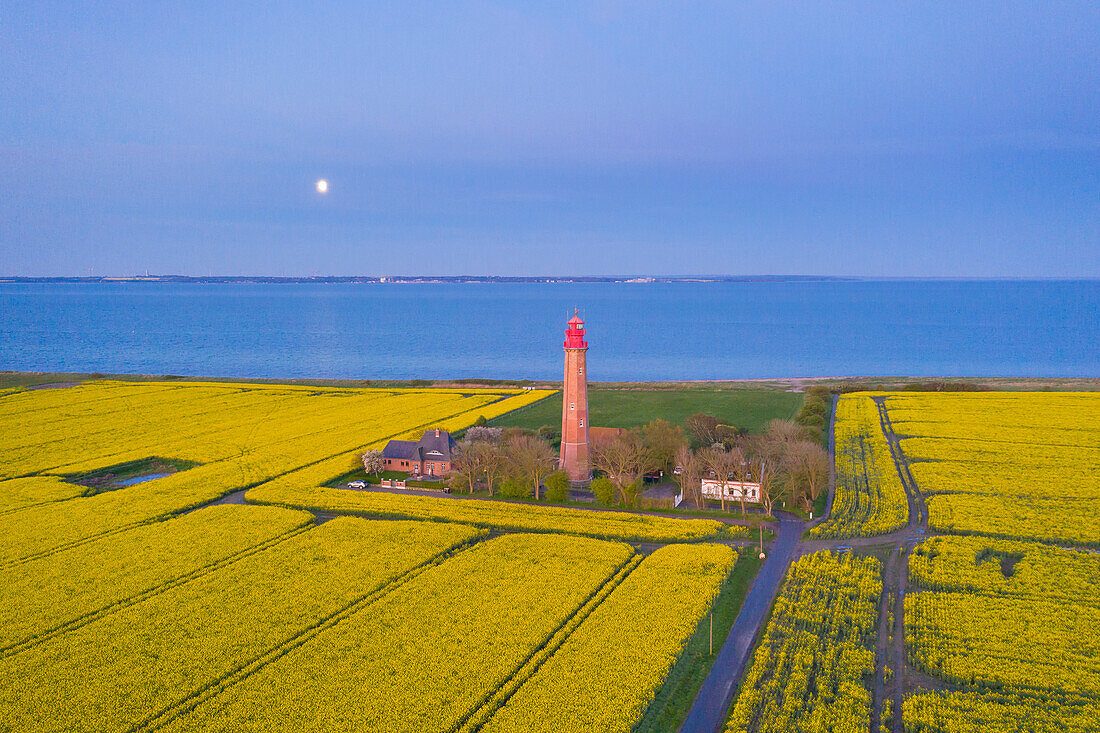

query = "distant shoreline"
[[3, 371, 1097, 392], [2, 275, 1096, 285]]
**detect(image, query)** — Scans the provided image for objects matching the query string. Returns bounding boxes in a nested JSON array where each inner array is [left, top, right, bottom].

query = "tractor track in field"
[[453, 553, 645, 733], [871, 396, 930, 733], [0, 523, 315, 660], [130, 534, 487, 733]]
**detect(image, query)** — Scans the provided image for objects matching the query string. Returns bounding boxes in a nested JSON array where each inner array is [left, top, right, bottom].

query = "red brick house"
[[381, 429, 457, 477]]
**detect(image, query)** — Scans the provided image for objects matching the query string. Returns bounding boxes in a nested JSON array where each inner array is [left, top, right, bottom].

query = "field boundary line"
[[131, 533, 489, 733], [453, 552, 645, 733], [0, 523, 315, 660]]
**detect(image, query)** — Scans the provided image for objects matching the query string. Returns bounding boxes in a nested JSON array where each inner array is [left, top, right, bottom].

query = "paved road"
[[679, 512, 804, 733]]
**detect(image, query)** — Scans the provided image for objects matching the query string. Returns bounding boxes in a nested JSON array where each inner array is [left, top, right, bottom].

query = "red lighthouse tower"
[[560, 311, 591, 485]]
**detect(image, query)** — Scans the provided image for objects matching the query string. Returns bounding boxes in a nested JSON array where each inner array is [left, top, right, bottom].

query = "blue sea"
[[1, 281, 1096, 381]]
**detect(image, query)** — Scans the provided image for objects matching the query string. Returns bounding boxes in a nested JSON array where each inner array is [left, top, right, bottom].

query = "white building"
[[700, 478, 761, 503]]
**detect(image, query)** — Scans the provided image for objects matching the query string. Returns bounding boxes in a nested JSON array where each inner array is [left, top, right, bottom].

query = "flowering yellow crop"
[[909, 535, 1100, 605], [888, 393, 1100, 727], [160, 533, 634, 733], [0, 381, 551, 565], [906, 590, 1100, 698], [903, 690, 1100, 733], [481, 543, 737, 732], [2, 379, 764, 731], [248, 483, 732, 542], [810, 395, 908, 538], [0, 504, 312, 654], [883, 391, 1100, 545], [0, 475, 85, 514], [725, 551, 881, 733], [0, 517, 484, 733]]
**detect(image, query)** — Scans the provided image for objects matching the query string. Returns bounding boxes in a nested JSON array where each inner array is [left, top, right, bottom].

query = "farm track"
[[891, 546, 912, 733], [871, 547, 899, 733], [0, 524, 314, 660], [454, 553, 645, 733], [871, 396, 930, 733], [131, 533, 488, 733]]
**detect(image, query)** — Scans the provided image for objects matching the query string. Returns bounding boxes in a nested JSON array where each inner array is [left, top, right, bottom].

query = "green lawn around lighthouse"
[[489, 385, 802, 433]]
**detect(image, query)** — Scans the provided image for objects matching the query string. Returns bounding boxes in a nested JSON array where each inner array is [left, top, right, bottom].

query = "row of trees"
[[362, 414, 828, 515], [448, 428, 571, 501], [590, 418, 828, 514]]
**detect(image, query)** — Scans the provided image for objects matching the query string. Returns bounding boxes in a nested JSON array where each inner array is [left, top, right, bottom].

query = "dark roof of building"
[[382, 429, 457, 462], [382, 439, 420, 461]]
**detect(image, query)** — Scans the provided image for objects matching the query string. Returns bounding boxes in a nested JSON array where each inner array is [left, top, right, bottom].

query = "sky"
[[1, 1, 1098, 277]]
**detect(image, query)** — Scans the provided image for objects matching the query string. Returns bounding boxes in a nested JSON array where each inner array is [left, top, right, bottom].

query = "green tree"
[[506, 434, 556, 501], [641, 419, 686, 476], [686, 414, 722, 447], [590, 431, 654, 507], [543, 471, 571, 503], [590, 477, 616, 506], [450, 440, 486, 495]]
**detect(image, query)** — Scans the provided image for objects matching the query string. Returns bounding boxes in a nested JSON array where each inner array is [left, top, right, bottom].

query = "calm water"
[[1, 281, 1096, 380]]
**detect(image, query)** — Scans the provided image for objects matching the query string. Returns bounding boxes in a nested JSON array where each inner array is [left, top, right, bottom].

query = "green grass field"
[[490, 387, 802, 432]]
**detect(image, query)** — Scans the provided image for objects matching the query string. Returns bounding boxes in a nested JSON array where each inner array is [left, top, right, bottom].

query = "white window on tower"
[[578, 367, 583, 375], [579, 419, 584, 427], [570, 402, 575, 410]]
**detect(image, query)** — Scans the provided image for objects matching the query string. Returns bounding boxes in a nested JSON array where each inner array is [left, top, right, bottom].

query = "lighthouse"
[[560, 312, 591, 485]]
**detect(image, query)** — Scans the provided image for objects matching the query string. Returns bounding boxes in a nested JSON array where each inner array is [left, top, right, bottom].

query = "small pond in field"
[[115, 472, 172, 486]]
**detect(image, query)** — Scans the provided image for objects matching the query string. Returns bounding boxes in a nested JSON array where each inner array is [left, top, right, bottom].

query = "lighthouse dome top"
[[564, 311, 588, 349]]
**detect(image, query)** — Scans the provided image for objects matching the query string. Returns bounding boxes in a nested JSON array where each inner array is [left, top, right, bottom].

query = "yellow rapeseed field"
[[883, 391, 1100, 545], [249, 482, 733, 542], [0, 381, 549, 565], [481, 543, 737, 733], [0, 517, 484, 733], [903, 691, 1100, 733], [0, 504, 312, 654], [724, 551, 882, 733], [0, 379, 759, 731], [159, 533, 634, 733], [906, 590, 1100, 698], [886, 392, 1100, 730], [809, 395, 908, 538]]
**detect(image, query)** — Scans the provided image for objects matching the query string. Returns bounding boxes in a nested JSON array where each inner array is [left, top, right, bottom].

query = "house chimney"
[[435, 428, 440, 437]]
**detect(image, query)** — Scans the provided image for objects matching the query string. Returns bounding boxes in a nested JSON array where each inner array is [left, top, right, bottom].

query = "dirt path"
[[871, 547, 899, 732], [870, 395, 931, 733]]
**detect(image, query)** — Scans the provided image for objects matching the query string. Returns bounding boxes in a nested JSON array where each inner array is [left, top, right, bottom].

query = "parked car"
[[346, 480, 367, 488]]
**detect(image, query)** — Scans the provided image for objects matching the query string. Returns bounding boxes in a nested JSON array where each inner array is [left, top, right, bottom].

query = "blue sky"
[[2, 2, 1097, 277]]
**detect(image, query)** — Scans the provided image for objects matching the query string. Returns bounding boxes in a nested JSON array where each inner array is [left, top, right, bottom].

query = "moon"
[[315, 179, 328, 194]]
